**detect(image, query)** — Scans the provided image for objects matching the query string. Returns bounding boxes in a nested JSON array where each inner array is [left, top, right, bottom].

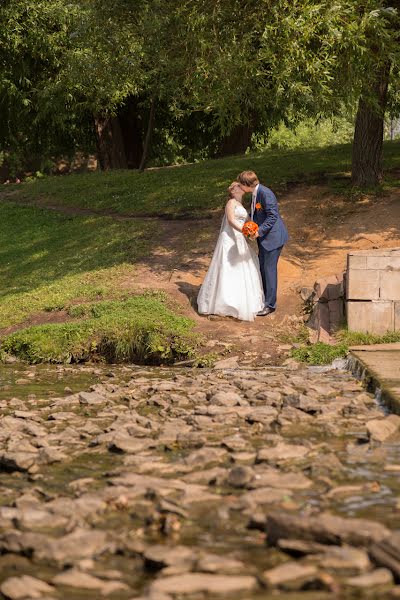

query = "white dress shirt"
[[251, 183, 259, 221]]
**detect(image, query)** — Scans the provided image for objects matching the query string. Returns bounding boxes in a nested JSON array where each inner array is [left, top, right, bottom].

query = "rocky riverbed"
[[0, 362, 400, 600]]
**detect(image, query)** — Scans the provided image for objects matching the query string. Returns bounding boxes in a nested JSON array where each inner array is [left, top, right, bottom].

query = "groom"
[[238, 171, 288, 316]]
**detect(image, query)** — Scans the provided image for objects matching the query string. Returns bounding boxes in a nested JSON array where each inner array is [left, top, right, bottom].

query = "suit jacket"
[[253, 184, 289, 251]]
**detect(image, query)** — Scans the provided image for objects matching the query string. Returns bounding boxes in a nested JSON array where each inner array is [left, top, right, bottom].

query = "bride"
[[197, 182, 264, 321]]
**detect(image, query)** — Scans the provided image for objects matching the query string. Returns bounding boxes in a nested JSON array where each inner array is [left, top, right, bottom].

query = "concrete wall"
[[346, 249, 400, 334]]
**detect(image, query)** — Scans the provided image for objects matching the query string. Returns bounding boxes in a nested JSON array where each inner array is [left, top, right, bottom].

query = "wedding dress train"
[[197, 204, 264, 321]]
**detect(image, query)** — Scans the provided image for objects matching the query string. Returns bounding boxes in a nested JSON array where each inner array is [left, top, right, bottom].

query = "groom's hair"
[[237, 171, 259, 187]]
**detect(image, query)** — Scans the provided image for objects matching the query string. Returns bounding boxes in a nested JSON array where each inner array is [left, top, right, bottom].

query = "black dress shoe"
[[256, 307, 275, 317]]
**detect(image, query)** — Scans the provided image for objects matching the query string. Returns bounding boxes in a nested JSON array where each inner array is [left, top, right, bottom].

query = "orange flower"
[[255, 202, 262, 210], [242, 221, 259, 237]]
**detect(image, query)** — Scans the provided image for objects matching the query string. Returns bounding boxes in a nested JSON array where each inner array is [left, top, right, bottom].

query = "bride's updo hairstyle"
[[237, 170, 259, 187], [227, 181, 240, 199]]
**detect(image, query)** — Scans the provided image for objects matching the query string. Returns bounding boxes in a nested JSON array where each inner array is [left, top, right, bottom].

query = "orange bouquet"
[[255, 202, 262, 210], [242, 221, 258, 238]]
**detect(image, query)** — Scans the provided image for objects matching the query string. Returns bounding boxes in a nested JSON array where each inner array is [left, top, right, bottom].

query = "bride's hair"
[[227, 181, 239, 199]]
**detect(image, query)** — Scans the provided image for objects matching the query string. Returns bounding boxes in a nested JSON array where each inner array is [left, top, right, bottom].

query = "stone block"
[[346, 270, 380, 300], [367, 256, 400, 270], [379, 270, 400, 301], [347, 301, 394, 334], [348, 254, 367, 270]]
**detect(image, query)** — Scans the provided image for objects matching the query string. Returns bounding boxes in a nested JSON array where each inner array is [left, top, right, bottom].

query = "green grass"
[[291, 329, 400, 365], [336, 329, 400, 346], [12, 141, 400, 218], [1, 295, 199, 364], [291, 342, 348, 365], [0, 202, 156, 328]]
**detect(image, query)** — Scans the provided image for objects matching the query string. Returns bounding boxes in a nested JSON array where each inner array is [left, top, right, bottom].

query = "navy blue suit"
[[252, 184, 288, 310]]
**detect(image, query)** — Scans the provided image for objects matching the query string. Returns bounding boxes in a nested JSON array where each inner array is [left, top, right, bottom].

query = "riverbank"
[[1, 142, 400, 365]]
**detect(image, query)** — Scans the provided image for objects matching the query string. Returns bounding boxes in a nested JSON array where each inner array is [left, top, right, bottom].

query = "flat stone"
[[250, 469, 312, 490], [79, 391, 106, 405], [150, 573, 257, 596], [317, 546, 371, 575], [53, 568, 129, 595], [143, 545, 194, 570], [208, 390, 242, 406], [345, 568, 393, 589], [213, 356, 240, 369], [263, 561, 318, 588], [266, 511, 390, 547], [35, 528, 111, 565], [257, 443, 310, 464], [108, 436, 153, 454], [369, 531, 400, 580], [196, 553, 245, 574], [0, 575, 54, 599], [366, 415, 400, 442]]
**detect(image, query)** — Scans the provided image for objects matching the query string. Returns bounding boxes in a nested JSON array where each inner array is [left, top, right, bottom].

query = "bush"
[[254, 117, 354, 151]]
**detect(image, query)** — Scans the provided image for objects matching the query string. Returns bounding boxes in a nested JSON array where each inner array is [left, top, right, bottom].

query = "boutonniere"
[[255, 202, 262, 210]]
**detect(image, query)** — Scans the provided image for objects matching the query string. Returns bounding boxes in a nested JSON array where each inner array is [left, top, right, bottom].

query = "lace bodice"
[[234, 203, 248, 225]]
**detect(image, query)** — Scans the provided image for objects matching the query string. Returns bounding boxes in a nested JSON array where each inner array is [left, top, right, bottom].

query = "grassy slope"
[[2, 141, 399, 363], [15, 141, 400, 217]]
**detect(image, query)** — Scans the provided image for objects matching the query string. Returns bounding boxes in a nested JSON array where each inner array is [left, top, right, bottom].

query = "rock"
[[208, 390, 242, 406], [196, 553, 245, 574], [345, 568, 393, 589], [35, 528, 111, 565], [47, 412, 76, 421], [240, 487, 293, 508], [149, 573, 257, 596], [38, 446, 67, 464], [183, 447, 228, 468], [53, 568, 129, 595], [277, 539, 332, 556], [262, 561, 318, 589], [0, 575, 54, 599], [143, 545, 194, 571], [226, 466, 255, 488], [366, 415, 400, 443], [266, 511, 390, 548], [108, 433, 155, 454], [257, 443, 310, 464], [249, 468, 312, 490], [183, 467, 226, 485], [213, 356, 239, 369], [369, 531, 400, 580], [316, 545, 372, 575], [0, 452, 37, 473], [79, 391, 106, 405]]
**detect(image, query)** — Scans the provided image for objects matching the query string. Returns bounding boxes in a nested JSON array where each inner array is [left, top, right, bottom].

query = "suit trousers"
[[258, 245, 283, 310]]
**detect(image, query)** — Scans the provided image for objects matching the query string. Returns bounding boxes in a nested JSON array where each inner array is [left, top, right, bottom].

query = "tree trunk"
[[118, 96, 144, 169], [94, 114, 128, 171], [351, 64, 390, 187], [215, 124, 253, 158], [139, 97, 156, 172]]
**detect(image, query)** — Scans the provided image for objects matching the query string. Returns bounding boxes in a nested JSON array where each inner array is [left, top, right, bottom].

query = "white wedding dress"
[[197, 204, 264, 321]]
